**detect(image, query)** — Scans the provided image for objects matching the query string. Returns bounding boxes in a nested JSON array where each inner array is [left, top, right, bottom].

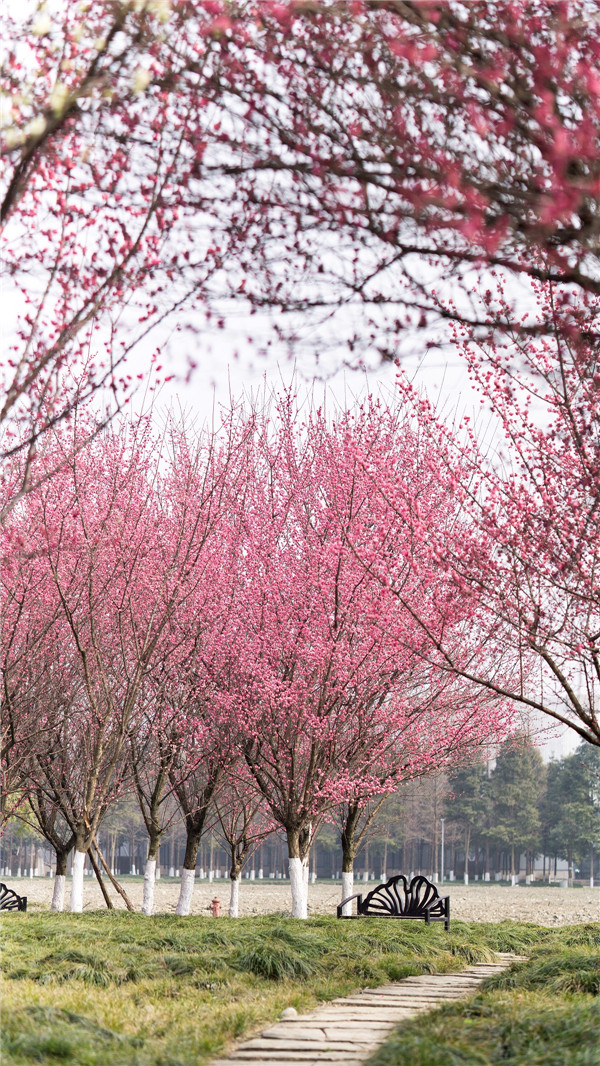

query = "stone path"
[[213, 954, 522, 1065]]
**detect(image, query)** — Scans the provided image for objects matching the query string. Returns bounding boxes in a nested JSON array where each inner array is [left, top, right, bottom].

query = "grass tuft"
[[234, 943, 315, 980], [489, 949, 600, 996], [164, 954, 198, 977]]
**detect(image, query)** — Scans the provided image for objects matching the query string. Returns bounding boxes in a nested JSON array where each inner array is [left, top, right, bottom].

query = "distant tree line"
[[364, 736, 600, 885]]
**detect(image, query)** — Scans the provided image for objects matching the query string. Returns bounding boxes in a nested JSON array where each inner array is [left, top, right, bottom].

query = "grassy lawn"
[[366, 923, 600, 1066], [1, 914, 598, 1066]]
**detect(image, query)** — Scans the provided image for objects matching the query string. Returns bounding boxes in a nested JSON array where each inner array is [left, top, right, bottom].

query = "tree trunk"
[[70, 849, 86, 912], [287, 828, 307, 918], [142, 835, 161, 916], [343, 831, 355, 916], [229, 873, 240, 918], [288, 857, 306, 918], [88, 845, 114, 909], [464, 827, 471, 885], [142, 858, 157, 916], [175, 826, 201, 916], [341, 868, 354, 914], [340, 811, 358, 917], [92, 840, 135, 910], [51, 848, 70, 912]]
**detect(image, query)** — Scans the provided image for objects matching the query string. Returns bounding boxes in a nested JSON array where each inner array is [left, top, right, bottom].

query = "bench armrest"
[[423, 896, 447, 912], [423, 894, 450, 929], [337, 892, 363, 918]]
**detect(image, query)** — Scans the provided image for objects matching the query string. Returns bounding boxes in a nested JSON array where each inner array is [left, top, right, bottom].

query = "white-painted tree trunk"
[[341, 870, 354, 916], [229, 876, 240, 917], [175, 867, 195, 915], [289, 857, 308, 918], [51, 874, 66, 912], [142, 858, 156, 915], [70, 850, 86, 912]]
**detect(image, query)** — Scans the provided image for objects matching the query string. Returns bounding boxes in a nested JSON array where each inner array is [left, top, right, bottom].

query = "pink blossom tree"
[[338, 283, 599, 751], [10, 420, 163, 910], [167, 700, 233, 917], [175, 1, 600, 361], [210, 396, 513, 917], [1, 573, 80, 910], [127, 673, 190, 916], [456, 288, 600, 748], [1, 522, 65, 825], [379, 288, 600, 749], [24, 668, 128, 912], [213, 767, 276, 917], [6, 411, 240, 911], [0, 1, 244, 513], [335, 670, 505, 911]]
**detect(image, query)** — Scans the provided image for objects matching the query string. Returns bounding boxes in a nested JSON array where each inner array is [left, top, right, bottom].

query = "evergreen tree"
[[445, 757, 490, 884], [489, 735, 545, 878], [544, 745, 600, 882], [540, 759, 564, 879]]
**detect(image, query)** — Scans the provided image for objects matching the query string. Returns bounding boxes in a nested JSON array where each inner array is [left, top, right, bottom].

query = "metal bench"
[[0, 882, 27, 912], [337, 873, 449, 930]]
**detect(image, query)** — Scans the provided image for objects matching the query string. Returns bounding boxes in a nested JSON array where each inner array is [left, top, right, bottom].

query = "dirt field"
[[9, 875, 600, 926]]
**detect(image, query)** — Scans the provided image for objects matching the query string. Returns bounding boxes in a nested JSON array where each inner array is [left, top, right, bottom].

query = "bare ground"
[[9, 876, 600, 926]]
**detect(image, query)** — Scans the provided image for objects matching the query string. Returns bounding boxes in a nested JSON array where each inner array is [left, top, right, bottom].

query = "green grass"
[[365, 924, 600, 1066], [1, 915, 598, 1066]]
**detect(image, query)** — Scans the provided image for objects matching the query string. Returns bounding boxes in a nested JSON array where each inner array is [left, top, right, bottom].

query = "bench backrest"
[[359, 874, 445, 918], [0, 882, 27, 912]]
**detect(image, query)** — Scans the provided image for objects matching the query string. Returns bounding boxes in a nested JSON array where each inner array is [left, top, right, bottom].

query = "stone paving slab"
[[256, 1025, 390, 1041], [210, 956, 523, 1065], [298, 1008, 427, 1020], [242, 1039, 374, 1052], [215, 1060, 365, 1066], [235, 1052, 374, 1061]]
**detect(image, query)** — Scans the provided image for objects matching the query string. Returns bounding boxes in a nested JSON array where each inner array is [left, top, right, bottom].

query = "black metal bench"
[[337, 873, 449, 930], [0, 882, 27, 912]]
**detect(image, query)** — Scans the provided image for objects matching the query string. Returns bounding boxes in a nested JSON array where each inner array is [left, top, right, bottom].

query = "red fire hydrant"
[[209, 896, 221, 917]]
